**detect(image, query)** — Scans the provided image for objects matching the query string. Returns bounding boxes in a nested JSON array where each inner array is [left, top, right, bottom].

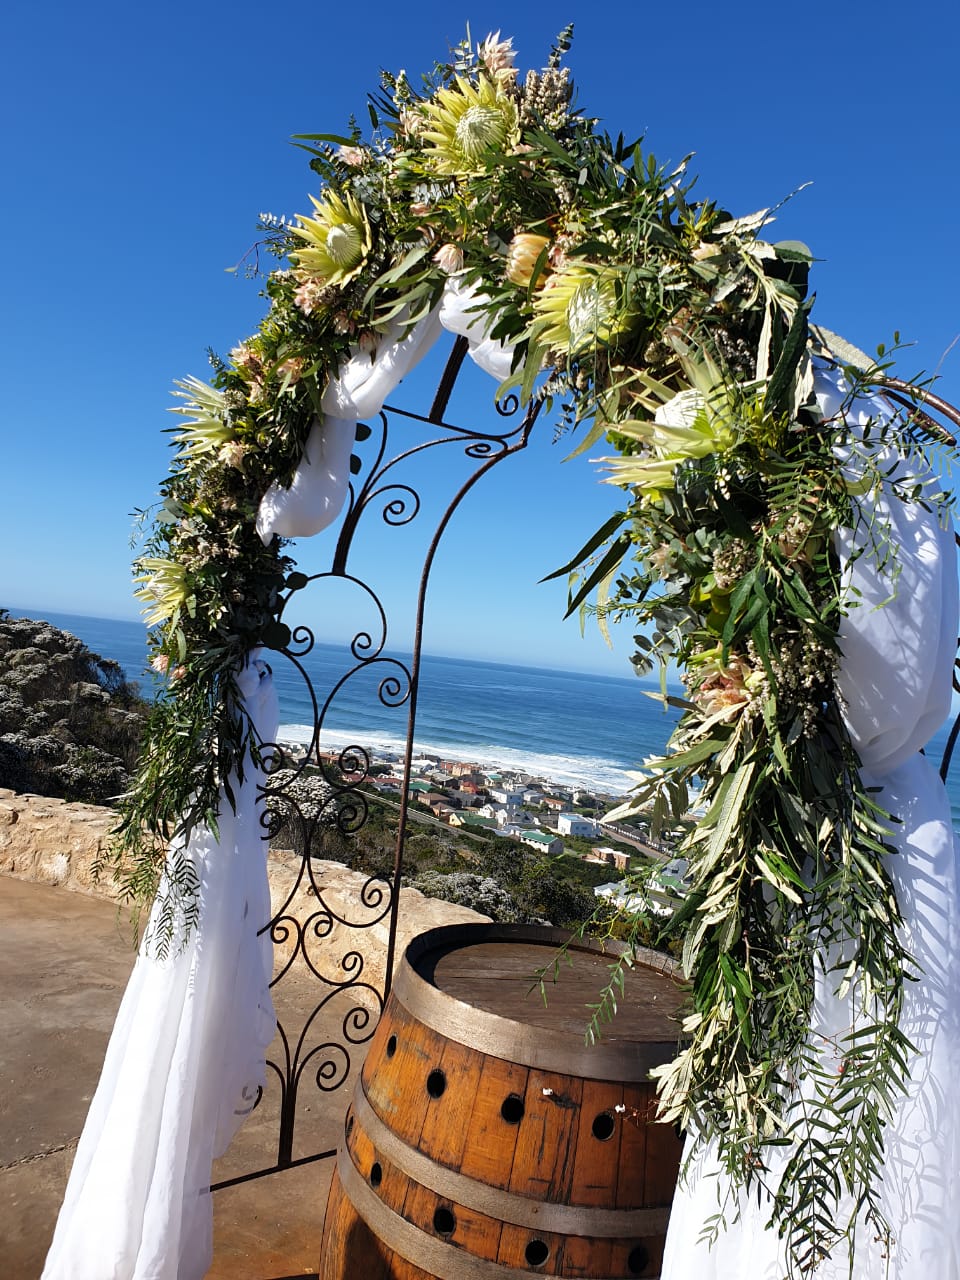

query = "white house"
[[595, 882, 649, 913], [488, 786, 526, 807], [519, 830, 564, 856], [557, 812, 600, 838]]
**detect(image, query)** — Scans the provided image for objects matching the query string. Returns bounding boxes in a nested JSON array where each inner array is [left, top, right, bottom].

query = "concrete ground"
[[0, 876, 351, 1279]]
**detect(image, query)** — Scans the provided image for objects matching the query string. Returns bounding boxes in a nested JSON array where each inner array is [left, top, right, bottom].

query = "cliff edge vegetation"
[[0, 610, 148, 804]]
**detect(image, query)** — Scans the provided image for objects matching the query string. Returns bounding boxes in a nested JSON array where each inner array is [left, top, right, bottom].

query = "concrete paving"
[[0, 876, 352, 1279]]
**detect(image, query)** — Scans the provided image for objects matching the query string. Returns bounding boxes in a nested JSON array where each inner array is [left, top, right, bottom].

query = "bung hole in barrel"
[[433, 1206, 456, 1237], [627, 1242, 651, 1275], [524, 1239, 550, 1267], [592, 1111, 616, 1141], [426, 1068, 446, 1098], [500, 1093, 525, 1124]]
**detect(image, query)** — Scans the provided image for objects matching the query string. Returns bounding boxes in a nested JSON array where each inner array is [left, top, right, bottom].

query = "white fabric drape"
[[661, 369, 960, 1278], [255, 279, 516, 543], [45, 279, 518, 1280], [42, 655, 278, 1280]]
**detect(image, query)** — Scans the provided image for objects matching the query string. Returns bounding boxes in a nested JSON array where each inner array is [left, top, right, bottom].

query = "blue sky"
[[3, 1, 958, 676]]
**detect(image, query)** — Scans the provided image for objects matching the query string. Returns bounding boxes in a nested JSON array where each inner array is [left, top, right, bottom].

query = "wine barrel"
[[320, 923, 685, 1280]]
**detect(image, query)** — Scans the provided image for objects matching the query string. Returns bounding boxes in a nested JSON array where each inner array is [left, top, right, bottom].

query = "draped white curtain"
[[661, 369, 960, 1279], [43, 281, 514, 1280], [42, 655, 279, 1280], [255, 278, 516, 543]]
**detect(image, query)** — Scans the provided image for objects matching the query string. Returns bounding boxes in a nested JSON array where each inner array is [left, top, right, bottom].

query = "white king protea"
[[531, 261, 630, 356], [420, 74, 520, 175], [292, 189, 372, 286], [170, 377, 234, 462]]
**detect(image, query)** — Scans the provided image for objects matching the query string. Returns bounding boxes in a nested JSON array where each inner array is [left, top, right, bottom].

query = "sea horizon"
[[5, 605, 681, 796], [8, 604, 960, 822]]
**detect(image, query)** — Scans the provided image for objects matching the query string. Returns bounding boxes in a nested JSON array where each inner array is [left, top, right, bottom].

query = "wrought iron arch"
[[208, 351, 960, 1194], [211, 335, 542, 1190]]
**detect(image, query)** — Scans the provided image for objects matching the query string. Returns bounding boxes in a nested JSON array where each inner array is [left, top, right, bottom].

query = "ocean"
[[9, 607, 960, 822]]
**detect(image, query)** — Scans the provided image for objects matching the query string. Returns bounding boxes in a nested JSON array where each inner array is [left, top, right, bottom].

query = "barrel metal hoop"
[[354, 1083, 671, 1238], [392, 964, 677, 1081], [337, 1143, 630, 1280]]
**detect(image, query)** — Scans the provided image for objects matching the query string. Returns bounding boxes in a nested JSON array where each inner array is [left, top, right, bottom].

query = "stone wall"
[[0, 787, 120, 896], [0, 788, 488, 987]]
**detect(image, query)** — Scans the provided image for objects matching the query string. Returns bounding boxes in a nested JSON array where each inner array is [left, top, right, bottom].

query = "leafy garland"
[[111, 28, 957, 1274]]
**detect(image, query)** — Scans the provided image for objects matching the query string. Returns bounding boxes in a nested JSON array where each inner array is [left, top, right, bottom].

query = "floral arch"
[[109, 27, 960, 1278]]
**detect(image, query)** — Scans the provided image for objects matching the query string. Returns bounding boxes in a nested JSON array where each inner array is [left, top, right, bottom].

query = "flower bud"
[[505, 233, 551, 288], [433, 243, 464, 274]]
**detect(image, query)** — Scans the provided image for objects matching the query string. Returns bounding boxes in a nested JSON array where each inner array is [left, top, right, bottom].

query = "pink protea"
[[293, 278, 325, 316], [336, 145, 366, 167], [230, 342, 262, 374], [433, 243, 464, 274], [478, 31, 517, 83], [217, 441, 247, 469], [693, 655, 758, 720]]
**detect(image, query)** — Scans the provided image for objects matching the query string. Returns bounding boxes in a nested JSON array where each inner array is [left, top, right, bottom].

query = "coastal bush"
[[0, 614, 148, 804], [408, 871, 522, 922]]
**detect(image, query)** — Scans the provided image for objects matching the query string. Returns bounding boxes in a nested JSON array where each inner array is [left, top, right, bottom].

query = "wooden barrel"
[[320, 923, 685, 1280]]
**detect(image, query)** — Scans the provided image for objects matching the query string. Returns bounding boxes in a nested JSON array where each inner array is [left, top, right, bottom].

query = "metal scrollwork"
[[211, 337, 540, 1191]]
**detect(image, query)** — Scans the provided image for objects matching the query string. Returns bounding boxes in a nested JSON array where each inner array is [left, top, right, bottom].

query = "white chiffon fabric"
[[42, 655, 279, 1280], [661, 370, 960, 1278], [44, 278, 519, 1280], [255, 279, 516, 543]]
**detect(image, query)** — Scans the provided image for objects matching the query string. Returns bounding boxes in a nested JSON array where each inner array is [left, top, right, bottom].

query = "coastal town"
[[284, 740, 693, 922]]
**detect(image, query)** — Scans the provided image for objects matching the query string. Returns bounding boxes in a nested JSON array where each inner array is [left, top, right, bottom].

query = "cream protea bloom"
[[691, 653, 761, 721], [505, 233, 550, 288], [336, 145, 366, 167], [420, 74, 519, 175], [433, 242, 464, 274], [292, 189, 372, 286], [170, 377, 234, 461], [218, 441, 248, 469], [531, 261, 630, 356], [293, 277, 326, 316], [134, 557, 190, 628], [600, 389, 737, 497]]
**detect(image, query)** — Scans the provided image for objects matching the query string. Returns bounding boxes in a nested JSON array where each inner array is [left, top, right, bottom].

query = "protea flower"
[[531, 261, 630, 356], [433, 242, 465, 274], [600, 386, 738, 498], [292, 189, 372, 286], [420, 74, 519, 175], [505, 233, 550, 288], [170, 377, 234, 461], [690, 653, 761, 721], [217, 441, 248, 469], [134, 557, 190, 628], [478, 31, 517, 84]]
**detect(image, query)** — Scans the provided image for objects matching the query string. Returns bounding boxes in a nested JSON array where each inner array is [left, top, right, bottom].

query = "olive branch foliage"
[[551, 351, 956, 1272], [108, 27, 958, 1272]]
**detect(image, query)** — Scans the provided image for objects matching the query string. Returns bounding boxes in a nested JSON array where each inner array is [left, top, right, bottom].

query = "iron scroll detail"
[[211, 337, 540, 1190]]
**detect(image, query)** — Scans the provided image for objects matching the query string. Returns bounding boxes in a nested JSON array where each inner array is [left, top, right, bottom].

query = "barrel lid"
[[394, 923, 686, 1081]]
